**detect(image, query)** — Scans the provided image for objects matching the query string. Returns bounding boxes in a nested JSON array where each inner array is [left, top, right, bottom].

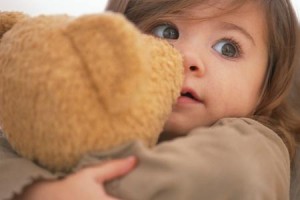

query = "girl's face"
[[150, 1, 268, 136]]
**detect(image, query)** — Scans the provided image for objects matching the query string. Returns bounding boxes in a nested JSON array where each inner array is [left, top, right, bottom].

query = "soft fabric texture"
[[0, 135, 60, 199], [0, 12, 182, 171], [0, 118, 291, 200]]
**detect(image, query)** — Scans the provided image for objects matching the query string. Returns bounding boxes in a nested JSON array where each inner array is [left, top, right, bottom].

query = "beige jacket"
[[0, 118, 290, 200]]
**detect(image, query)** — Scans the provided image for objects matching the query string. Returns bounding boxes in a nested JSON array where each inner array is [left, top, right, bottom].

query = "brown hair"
[[106, 0, 130, 13], [106, 0, 300, 160]]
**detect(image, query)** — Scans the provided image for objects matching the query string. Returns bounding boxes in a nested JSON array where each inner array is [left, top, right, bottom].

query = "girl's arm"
[[104, 118, 290, 200], [13, 157, 136, 200], [0, 118, 290, 200], [0, 135, 136, 200]]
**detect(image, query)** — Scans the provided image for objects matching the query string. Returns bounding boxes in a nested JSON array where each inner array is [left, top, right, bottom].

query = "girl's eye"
[[151, 24, 179, 39], [212, 39, 241, 58]]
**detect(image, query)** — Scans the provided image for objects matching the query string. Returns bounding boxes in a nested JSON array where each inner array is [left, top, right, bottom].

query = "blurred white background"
[[0, 0, 109, 16], [293, 0, 300, 17], [0, 0, 299, 17]]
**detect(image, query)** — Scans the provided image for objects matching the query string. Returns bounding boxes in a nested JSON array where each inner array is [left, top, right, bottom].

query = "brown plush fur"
[[0, 12, 28, 39], [0, 12, 183, 171]]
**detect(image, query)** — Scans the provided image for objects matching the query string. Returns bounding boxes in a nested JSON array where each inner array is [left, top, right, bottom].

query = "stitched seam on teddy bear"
[[62, 30, 109, 113]]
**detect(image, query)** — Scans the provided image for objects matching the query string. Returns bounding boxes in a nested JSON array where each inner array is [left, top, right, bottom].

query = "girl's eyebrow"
[[219, 22, 256, 46]]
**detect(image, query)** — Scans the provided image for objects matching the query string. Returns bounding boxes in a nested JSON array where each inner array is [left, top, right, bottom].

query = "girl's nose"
[[183, 52, 205, 77]]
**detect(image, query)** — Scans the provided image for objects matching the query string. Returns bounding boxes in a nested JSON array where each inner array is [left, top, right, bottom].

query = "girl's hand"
[[14, 156, 137, 200]]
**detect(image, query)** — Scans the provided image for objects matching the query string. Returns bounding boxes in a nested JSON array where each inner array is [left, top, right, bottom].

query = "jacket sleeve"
[[104, 118, 290, 200], [0, 136, 58, 200]]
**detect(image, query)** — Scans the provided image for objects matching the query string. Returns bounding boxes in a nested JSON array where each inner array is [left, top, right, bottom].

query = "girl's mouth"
[[177, 89, 203, 104]]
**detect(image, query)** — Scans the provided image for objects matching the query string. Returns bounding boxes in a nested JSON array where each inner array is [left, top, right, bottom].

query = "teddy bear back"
[[0, 12, 183, 171]]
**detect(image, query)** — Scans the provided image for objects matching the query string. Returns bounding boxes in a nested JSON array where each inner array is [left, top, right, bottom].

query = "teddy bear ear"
[[0, 12, 28, 39]]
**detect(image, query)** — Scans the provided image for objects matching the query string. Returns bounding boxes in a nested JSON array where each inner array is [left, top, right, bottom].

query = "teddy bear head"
[[0, 12, 183, 171]]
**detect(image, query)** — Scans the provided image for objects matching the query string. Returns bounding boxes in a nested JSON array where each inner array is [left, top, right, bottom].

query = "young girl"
[[1, 0, 299, 199]]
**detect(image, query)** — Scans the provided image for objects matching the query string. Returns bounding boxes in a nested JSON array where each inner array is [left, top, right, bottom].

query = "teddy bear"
[[0, 11, 183, 172]]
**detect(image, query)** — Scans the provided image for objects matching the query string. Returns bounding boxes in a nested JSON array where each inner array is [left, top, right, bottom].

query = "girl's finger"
[[91, 156, 137, 182]]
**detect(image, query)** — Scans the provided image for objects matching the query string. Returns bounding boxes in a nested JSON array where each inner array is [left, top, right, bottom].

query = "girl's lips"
[[177, 96, 201, 104], [177, 87, 203, 104]]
